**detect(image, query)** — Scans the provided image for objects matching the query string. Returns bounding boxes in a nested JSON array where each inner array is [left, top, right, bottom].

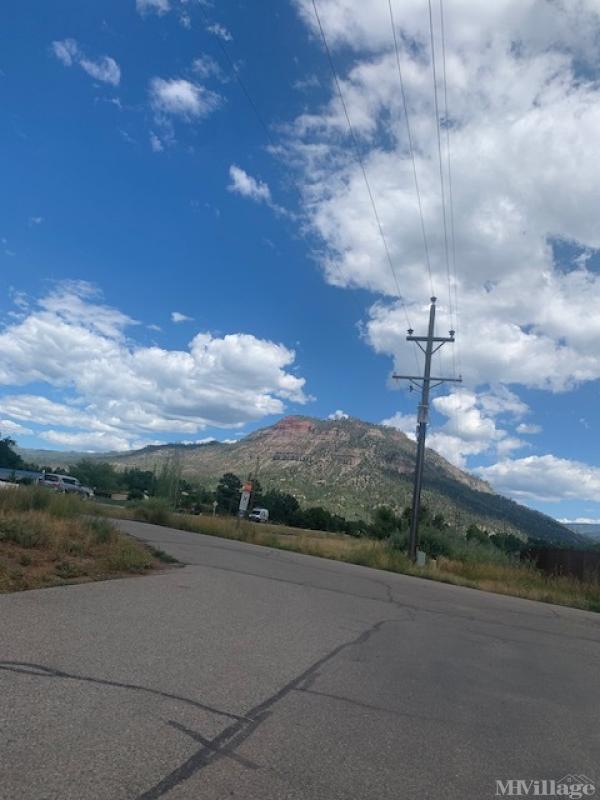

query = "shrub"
[[0, 515, 49, 548], [103, 538, 153, 573], [55, 561, 84, 579], [132, 498, 172, 526], [87, 517, 114, 544]]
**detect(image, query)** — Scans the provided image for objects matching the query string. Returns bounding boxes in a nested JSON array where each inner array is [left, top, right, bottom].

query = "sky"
[[1, 0, 600, 524]]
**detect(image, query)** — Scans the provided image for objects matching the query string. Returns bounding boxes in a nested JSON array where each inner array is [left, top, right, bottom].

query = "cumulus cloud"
[[475, 455, 600, 503], [51, 39, 121, 86], [0, 283, 308, 451], [149, 77, 220, 119], [287, 1, 600, 393], [41, 430, 138, 453], [381, 411, 416, 440], [328, 409, 349, 420], [0, 419, 33, 437], [171, 311, 193, 323], [383, 388, 529, 467]]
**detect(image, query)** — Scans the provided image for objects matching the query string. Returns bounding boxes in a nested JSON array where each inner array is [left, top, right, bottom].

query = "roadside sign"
[[239, 490, 251, 514]]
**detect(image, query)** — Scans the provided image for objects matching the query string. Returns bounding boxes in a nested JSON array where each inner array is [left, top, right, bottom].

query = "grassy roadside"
[[96, 500, 600, 613], [0, 488, 166, 593]]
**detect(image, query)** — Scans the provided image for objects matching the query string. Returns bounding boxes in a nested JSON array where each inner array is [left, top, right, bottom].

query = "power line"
[[427, 0, 455, 345], [439, 0, 461, 379], [311, 0, 414, 333], [387, 0, 435, 300], [199, 6, 399, 344]]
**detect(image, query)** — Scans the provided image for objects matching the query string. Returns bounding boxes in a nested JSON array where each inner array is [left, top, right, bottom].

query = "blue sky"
[[1, 0, 600, 523]]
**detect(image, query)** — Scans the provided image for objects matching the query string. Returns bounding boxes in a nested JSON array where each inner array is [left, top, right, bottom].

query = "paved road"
[[1, 520, 599, 800]]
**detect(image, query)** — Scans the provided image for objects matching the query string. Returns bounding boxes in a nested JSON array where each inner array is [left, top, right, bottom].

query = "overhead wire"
[[427, 0, 455, 355], [439, 0, 461, 379], [387, 0, 435, 300], [311, 0, 416, 341]]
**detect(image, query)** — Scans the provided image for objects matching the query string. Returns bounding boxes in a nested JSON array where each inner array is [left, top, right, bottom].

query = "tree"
[[261, 489, 300, 525], [215, 472, 242, 515], [466, 524, 488, 545], [490, 532, 524, 555], [302, 506, 333, 532], [371, 506, 400, 539], [250, 478, 264, 509], [71, 460, 119, 495], [0, 435, 26, 470], [122, 468, 155, 496]]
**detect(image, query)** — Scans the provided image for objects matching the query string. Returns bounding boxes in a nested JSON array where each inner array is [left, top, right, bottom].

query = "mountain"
[[104, 415, 578, 545], [15, 448, 111, 468], [565, 523, 600, 542]]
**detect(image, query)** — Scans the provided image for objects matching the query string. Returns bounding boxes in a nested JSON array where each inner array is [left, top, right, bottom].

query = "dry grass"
[[0, 487, 160, 593], [96, 502, 600, 613]]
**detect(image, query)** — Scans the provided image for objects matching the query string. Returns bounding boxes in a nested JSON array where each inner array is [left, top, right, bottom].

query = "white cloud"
[[149, 132, 164, 152], [0, 283, 308, 450], [80, 56, 120, 86], [171, 311, 193, 323], [476, 455, 600, 503], [207, 23, 232, 42], [149, 77, 220, 118], [228, 165, 271, 204], [381, 411, 416, 440], [136, 0, 170, 15], [0, 419, 33, 437], [51, 39, 79, 66], [383, 387, 529, 467], [29, 216, 44, 226], [41, 430, 136, 453], [516, 423, 542, 435], [192, 55, 222, 81], [51, 39, 121, 86], [328, 409, 349, 420], [287, 1, 600, 393], [559, 517, 600, 525], [180, 13, 191, 29]]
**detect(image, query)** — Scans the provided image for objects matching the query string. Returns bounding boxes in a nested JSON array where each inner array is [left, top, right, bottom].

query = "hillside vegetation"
[[104, 416, 577, 545]]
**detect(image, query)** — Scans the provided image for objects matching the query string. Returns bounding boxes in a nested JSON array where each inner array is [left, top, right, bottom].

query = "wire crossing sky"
[[1, 0, 600, 524]]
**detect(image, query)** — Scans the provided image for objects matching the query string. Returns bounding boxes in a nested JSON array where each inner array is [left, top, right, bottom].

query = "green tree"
[[122, 468, 155, 496], [490, 532, 524, 555], [250, 478, 264, 508], [71, 460, 119, 495], [0, 435, 25, 470], [261, 489, 300, 525], [216, 472, 242, 515], [466, 524, 488, 544], [371, 506, 399, 539]]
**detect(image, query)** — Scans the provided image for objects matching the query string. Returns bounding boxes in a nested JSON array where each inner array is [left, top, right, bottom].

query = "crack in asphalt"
[[135, 618, 393, 799], [0, 662, 251, 722]]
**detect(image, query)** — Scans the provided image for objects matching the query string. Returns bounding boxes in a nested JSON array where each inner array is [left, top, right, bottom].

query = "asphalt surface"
[[1, 520, 599, 800]]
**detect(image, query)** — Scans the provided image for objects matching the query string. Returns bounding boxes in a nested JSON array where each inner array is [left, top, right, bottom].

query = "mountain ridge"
[[86, 414, 577, 545]]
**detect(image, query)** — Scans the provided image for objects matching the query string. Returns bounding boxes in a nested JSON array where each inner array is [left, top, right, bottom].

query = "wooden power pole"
[[393, 297, 461, 562]]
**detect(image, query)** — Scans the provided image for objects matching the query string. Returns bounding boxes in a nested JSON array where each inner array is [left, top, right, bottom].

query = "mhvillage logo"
[[496, 775, 595, 799]]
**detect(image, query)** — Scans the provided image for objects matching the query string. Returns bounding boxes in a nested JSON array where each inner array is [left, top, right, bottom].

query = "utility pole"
[[393, 297, 461, 562]]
